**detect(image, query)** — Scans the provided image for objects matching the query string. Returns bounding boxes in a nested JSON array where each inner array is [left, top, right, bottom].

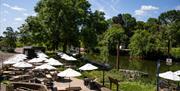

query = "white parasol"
[[46, 58, 63, 66], [57, 68, 81, 77], [13, 62, 33, 68], [79, 63, 98, 71], [34, 63, 56, 70], [159, 71, 180, 81]]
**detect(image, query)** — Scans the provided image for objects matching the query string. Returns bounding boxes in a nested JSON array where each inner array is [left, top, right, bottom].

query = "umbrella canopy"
[[46, 58, 63, 66], [28, 58, 43, 63], [15, 54, 27, 59], [61, 54, 77, 61], [34, 63, 56, 70], [79, 63, 98, 71], [57, 52, 64, 56], [3, 57, 24, 65], [37, 52, 48, 58], [13, 62, 33, 68], [174, 70, 180, 76], [159, 71, 180, 81], [57, 68, 81, 77], [39, 57, 48, 61]]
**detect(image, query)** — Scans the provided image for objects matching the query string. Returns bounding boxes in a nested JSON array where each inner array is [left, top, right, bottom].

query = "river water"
[[86, 54, 180, 80]]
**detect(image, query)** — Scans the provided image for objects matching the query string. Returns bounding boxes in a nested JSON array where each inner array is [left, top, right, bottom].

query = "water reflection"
[[86, 54, 180, 80]]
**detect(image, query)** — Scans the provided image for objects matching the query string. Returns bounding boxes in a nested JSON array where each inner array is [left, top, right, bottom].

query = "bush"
[[170, 48, 180, 58], [120, 81, 155, 91], [0, 47, 15, 53], [84, 69, 156, 91], [1, 80, 11, 86]]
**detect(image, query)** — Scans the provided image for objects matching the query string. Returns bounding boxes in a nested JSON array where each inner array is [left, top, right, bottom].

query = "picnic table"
[[65, 87, 81, 91], [3, 71, 15, 75], [46, 74, 52, 78]]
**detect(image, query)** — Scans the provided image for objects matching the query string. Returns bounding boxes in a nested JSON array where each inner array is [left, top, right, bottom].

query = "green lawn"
[[80, 69, 156, 91]]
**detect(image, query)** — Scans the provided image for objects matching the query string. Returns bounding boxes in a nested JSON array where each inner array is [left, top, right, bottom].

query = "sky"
[[0, 0, 180, 35]]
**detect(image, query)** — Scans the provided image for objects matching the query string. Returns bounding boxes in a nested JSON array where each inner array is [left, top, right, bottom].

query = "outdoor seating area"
[[159, 71, 180, 91], [12, 82, 48, 91], [1, 52, 111, 91]]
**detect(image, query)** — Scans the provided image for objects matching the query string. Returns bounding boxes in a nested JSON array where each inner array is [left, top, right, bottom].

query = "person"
[[35, 78, 41, 83], [50, 79, 54, 91]]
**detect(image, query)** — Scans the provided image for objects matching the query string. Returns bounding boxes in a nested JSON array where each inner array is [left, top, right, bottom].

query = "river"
[[86, 54, 180, 80]]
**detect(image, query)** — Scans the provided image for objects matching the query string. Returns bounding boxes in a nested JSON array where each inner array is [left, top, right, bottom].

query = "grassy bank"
[[171, 48, 180, 59], [81, 69, 156, 91]]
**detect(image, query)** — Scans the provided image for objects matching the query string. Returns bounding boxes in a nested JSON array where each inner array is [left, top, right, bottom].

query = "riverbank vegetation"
[[81, 70, 156, 91], [0, 0, 179, 58], [0, 0, 179, 61]]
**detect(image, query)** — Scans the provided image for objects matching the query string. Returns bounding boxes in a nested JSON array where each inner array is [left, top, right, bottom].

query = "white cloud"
[[110, 5, 119, 13], [98, 7, 105, 12], [14, 18, 23, 21], [23, 13, 29, 16], [135, 5, 159, 16], [175, 5, 180, 10], [141, 5, 159, 11], [135, 10, 145, 16], [11, 6, 26, 11], [2, 3, 10, 7], [2, 3, 26, 11]]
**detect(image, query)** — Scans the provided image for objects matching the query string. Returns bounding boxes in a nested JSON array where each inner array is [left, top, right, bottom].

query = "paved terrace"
[[54, 77, 96, 91]]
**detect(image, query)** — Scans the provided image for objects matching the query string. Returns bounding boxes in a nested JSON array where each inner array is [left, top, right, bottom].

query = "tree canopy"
[[0, 27, 17, 52], [12, 1, 180, 60]]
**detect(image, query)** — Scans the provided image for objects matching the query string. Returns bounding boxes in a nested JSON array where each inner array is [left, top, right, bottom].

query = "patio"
[[54, 77, 96, 91]]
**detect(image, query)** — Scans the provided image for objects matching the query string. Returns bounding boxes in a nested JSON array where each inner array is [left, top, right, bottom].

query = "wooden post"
[[117, 84, 119, 91], [167, 39, 171, 58], [110, 81, 112, 89], [103, 70, 105, 86], [108, 77, 120, 91]]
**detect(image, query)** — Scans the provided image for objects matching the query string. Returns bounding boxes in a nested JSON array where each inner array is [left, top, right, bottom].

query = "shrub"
[[170, 48, 180, 58]]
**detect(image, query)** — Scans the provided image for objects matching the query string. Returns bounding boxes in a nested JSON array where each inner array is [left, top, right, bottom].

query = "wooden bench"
[[65, 87, 81, 91]]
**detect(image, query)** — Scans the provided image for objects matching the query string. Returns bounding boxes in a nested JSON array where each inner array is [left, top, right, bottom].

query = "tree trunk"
[[63, 42, 67, 53], [167, 39, 170, 57], [116, 41, 120, 69]]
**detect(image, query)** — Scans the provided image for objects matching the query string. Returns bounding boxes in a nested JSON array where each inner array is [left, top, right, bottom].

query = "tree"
[[34, 0, 93, 52], [0, 36, 3, 41], [102, 24, 127, 69], [159, 10, 180, 25], [146, 18, 160, 33], [81, 10, 108, 51], [112, 14, 124, 25], [158, 10, 180, 56], [3, 27, 17, 52], [135, 21, 146, 30], [112, 13, 136, 47], [128, 29, 162, 58], [18, 16, 46, 47]]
